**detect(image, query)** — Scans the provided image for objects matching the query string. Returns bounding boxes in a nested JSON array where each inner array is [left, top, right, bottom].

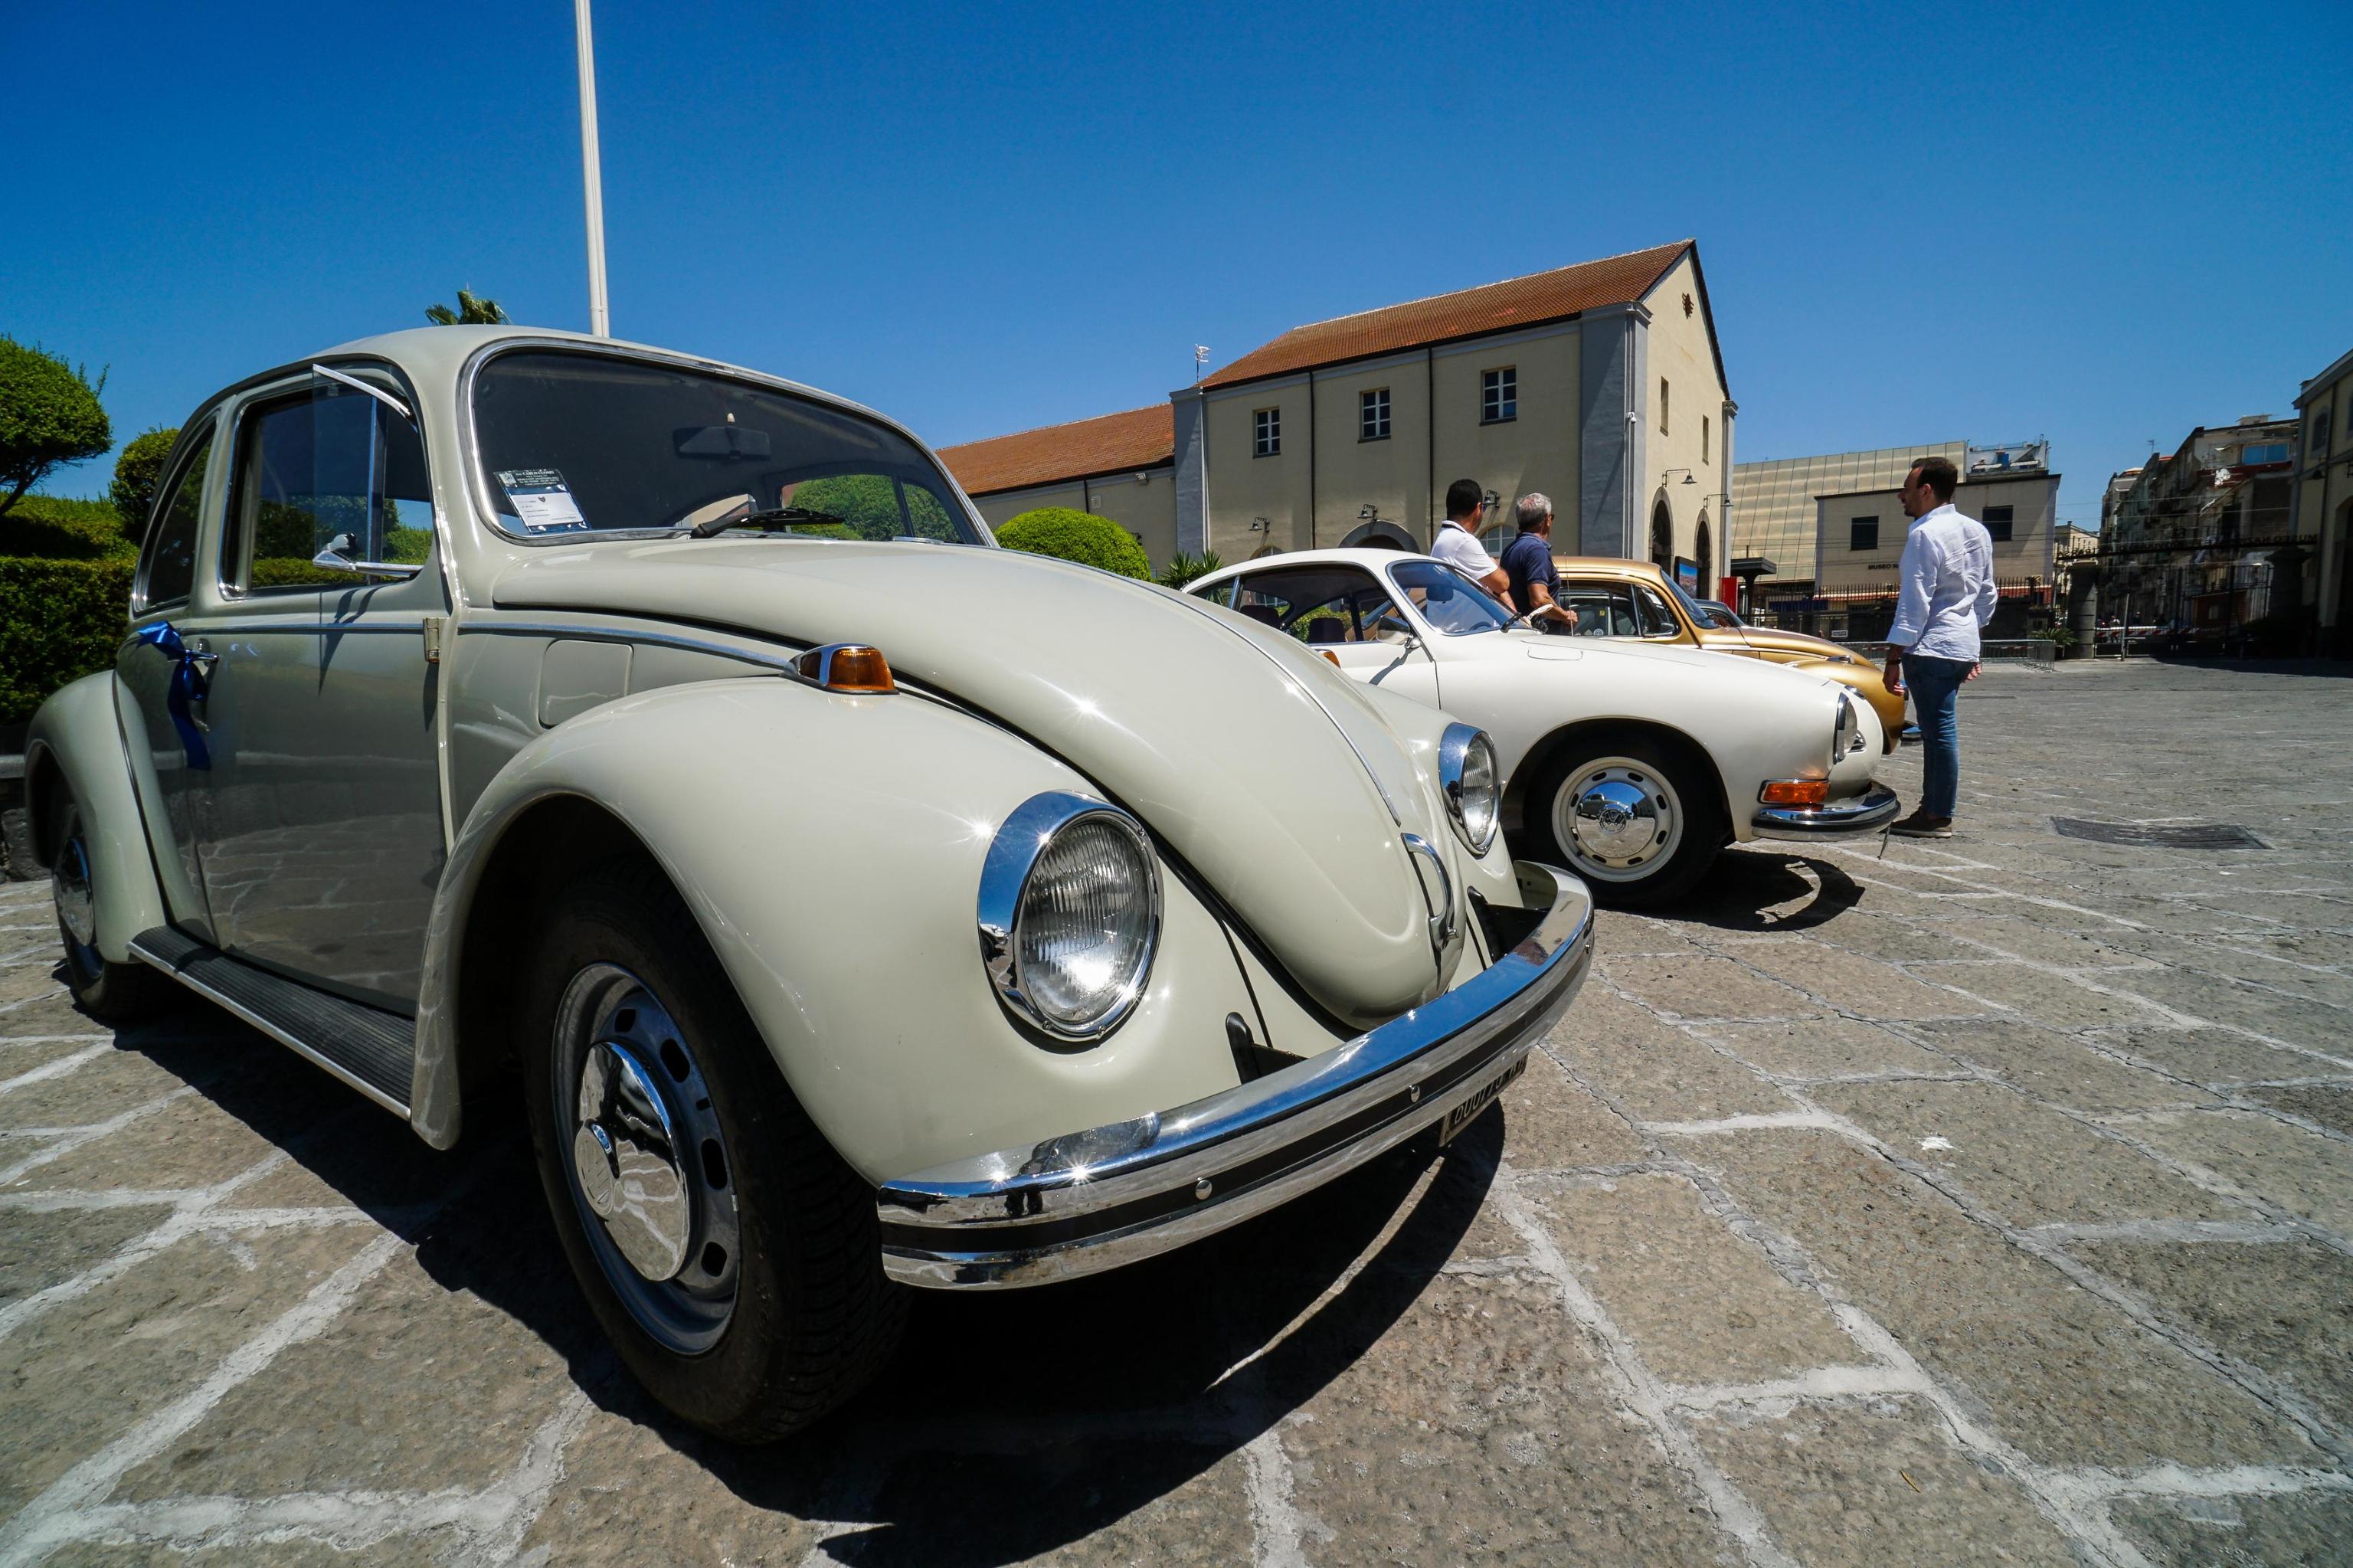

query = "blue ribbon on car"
[[133, 622, 211, 771]]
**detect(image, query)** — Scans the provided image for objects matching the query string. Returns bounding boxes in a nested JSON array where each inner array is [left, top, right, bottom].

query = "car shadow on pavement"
[[91, 985, 1502, 1563], [1658, 846, 1867, 934]]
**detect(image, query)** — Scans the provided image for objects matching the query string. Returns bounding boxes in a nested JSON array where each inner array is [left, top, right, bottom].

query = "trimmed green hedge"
[[995, 507, 1149, 579], [1, 493, 135, 561], [1, 558, 133, 722]]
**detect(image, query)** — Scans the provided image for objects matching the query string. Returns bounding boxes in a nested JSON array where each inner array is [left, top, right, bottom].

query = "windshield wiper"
[[689, 506, 847, 538]]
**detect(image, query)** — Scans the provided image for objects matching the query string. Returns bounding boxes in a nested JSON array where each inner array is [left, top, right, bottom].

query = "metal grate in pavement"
[[2050, 817, 2269, 849]]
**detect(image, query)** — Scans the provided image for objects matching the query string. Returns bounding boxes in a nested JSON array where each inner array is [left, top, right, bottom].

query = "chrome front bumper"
[[875, 862, 1595, 1289], [1751, 783, 1902, 839]]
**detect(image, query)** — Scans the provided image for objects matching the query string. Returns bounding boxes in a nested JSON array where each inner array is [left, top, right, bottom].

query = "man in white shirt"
[[1430, 478, 1510, 597], [1882, 455, 1998, 838]]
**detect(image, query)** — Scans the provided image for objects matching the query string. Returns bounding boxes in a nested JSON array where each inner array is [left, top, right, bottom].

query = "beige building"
[[1731, 442, 1964, 600], [938, 241, 1735, 584], [934, 404, 1178, 568], [2292, 345, 2353, 655], [1176, 241, 1733, 586], [1814, 467, 2061, 593]]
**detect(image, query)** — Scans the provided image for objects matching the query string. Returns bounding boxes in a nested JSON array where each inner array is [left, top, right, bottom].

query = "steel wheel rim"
[[553, 963, 740, 1355], [52, 826, 100, 976], [1553, 755, 1682, 884]]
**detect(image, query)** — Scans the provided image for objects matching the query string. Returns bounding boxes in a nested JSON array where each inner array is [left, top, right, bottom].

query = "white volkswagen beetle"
[[25, 331, 1592, 1441], [1188, 548, 1900, 905]]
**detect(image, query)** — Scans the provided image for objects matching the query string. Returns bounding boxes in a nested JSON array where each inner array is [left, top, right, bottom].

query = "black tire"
[[1521, 732, 1726, 909], [520, 851, 905, 1442], [44, 787, 169, 1020]]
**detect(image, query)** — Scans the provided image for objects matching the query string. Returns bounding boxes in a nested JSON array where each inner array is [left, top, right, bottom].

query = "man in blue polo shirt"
[[1500, 493, 1577, 630]]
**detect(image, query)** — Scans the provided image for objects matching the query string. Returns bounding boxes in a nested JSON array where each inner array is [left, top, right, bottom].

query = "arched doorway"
[[1649, 495, 1674, 571], [1340, 519, 1417, 552], [1694, 514, 1713, 597]]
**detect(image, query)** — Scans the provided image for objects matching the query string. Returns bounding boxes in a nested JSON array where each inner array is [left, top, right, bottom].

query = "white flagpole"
[[574, 0, 610, 336]]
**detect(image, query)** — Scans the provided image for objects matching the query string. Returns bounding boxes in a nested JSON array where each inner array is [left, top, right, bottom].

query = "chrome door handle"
[[185, 642, 219, 728]]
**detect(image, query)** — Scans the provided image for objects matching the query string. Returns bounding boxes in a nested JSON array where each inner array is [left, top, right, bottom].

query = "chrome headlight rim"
[[977, 791, 1163, 1046], [1832, 692, 1858, 761], [1437, 722, 1500, 856]]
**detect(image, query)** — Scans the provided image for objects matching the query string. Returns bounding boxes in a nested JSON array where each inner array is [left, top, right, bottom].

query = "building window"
[[1982, 505, 2014, 542], [1849, 517, 1879, 552], [1481, 368, 1516, 424], [2315, 410, 2333, 455], [1701, 415, 1710, 465], [1254, 407, 1280, 458], [1660, 378, 1670, 437], [1360, 388, 1390, 442], [2241, 443, 2289, 465]]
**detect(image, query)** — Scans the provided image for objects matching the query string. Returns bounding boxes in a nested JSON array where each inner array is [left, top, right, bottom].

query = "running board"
[[128, 928, 415, 1118]]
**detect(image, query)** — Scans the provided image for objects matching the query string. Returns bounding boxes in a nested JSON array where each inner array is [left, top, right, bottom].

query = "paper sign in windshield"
[[495, 469, 590, 534]]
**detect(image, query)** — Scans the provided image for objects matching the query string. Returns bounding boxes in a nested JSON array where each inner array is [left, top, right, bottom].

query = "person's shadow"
[[90, 991, 1504, 1564], [1660, 846, 1866, 934]]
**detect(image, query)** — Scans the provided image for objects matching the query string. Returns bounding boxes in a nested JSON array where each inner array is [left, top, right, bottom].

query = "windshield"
[[1388, 559, 1520, 634], [470, 349, 982, 545]]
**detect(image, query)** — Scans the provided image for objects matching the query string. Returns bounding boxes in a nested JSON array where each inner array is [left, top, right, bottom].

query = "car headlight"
[[1438, 723, 1500, 855], [977, 792, 1161, 1043], [1832, 692, 1858, 760]]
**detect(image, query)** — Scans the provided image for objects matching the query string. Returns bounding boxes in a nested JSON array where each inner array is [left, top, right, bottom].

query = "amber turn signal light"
[[1758, 779, 1828, 807], [1320, 650, 1343, 667], [797, 643, 895, 693]]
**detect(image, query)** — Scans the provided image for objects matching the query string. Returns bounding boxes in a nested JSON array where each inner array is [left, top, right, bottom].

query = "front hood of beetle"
[[492, 538, 1451, 1026]]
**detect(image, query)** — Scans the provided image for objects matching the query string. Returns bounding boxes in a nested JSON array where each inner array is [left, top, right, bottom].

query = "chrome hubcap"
[[1556, 758, 1681, 883], [555, 964, 738, 1354], [53, 836, 96, 948]]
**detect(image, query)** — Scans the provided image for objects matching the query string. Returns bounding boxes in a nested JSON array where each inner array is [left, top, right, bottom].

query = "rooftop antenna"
[[1193, 345, 1209, 385]]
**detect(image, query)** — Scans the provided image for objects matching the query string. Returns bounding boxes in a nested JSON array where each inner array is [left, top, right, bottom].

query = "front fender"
[[25, 672, 166, 964], [411, 678, 1260, 1182]]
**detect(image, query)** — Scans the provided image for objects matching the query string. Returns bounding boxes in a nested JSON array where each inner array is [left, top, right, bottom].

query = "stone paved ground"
[[3, 659, 2351, 1566]]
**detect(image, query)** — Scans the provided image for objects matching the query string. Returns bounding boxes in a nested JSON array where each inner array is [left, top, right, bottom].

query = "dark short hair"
[[1445, 478, 1484, 519], [1907, 456, 1959, 502]]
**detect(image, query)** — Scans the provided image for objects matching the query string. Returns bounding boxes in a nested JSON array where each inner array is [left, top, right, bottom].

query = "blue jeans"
[[1903, 654, 1972, 818]]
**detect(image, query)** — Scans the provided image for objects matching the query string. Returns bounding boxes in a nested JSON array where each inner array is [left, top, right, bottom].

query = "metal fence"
[[1748, 578, 2055, 644]]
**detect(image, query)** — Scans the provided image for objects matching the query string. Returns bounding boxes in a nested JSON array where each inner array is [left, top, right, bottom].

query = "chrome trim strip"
[[878, 863, 1592, 1288], [310, 362, 414, 422], [1750, 784, 1903, 839], [127, 935, 412, 1119], [977, 792, 1162, 1045], [453, 618, 803, 676]]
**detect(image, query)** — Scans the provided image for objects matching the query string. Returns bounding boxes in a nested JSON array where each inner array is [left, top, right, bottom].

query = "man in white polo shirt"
[[1883, 454, 1998, 838], [1430, 478, 1509, 597]]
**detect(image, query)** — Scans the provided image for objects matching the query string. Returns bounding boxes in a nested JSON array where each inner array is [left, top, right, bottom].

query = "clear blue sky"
[[6, 0, 2347, 529]]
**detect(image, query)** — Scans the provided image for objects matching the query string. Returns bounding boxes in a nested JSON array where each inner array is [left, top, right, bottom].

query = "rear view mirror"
[[674, 425, 773, 460]]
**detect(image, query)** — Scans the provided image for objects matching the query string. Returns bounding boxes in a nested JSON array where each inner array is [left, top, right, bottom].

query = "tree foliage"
[[995, 507, 1150, 579], [1157, 549, 1222, 589], [0, 558, 135, 722], [0, 337, 110, 518], [107, 426, 179, 541], [425, 287, 509, 326]]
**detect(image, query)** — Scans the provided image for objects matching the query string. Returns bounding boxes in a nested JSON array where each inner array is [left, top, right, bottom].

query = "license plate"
[[1438, 1056, 1527, 1145]]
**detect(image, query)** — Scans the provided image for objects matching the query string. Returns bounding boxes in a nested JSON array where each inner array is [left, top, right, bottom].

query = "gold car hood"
[[1726, 625, 1866, 663], [491, 538, 1451, 1027]]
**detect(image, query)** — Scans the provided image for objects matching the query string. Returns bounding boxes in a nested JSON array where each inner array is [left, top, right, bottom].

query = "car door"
[[116, 418, 226, 941], [1206, 562, 1443, 705], [178, 367, 450, 1009]]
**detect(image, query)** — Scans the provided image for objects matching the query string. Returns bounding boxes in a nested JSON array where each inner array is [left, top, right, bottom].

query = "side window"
[[1229, 567, 1409, 643], [222, 377, 432, 594], [135, 422, 214, 613], [1631, 583, 1681, 637], [1190, 577, 1237, 608], [1561, 581, 1642, 637]]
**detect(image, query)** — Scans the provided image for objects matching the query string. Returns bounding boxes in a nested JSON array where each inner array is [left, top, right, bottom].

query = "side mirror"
[[311, 532, 424, 581]]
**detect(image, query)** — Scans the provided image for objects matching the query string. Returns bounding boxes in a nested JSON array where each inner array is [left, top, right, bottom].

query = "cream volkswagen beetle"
[[25, 329, 1592, 1441], [1188, 548, 1900, 905]]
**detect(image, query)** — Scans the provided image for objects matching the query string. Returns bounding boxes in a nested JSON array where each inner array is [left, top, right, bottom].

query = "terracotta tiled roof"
[[1200, 241, 1694, 390], [936, 404, 1175, 496]]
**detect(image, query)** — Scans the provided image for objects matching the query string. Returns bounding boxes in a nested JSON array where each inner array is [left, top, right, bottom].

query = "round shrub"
[[995, 507, 1148, 579], [107, 427, 179, 539], [0, 337, 111, 517]]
